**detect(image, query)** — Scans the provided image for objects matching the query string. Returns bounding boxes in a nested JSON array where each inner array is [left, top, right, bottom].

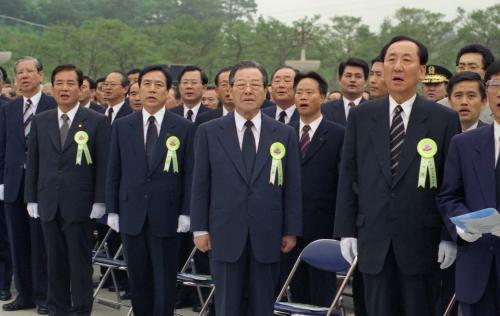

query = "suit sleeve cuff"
[[193, 231, 209, 237]]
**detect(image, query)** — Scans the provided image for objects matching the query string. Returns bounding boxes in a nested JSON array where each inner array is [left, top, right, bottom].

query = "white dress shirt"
[[389, 94, 416, 131], [23, 90, 42, 113], [299, 115, 323, 141], [57, 103, 80, 128], [81, 101, 91, 109], [222, 105, 229, 116], [184, 103, 202, 122], [142, 107, 165, 145], [106, 100, 125, 124], [275, 105, 296, 124], [234, 110, 261, 151], [343, 96, 362, 120], [494, 120, 500, 167], [463, 121, 479, 133]]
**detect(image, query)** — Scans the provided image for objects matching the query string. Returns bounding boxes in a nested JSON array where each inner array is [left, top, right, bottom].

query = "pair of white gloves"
[[26, 202, 107, 219], [106, 213, 190, 234], [340, 237, 457, 270]]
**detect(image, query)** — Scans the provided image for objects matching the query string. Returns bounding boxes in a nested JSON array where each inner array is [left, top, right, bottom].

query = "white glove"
[[177, 215, 190, 233], [438, 240, 457, 269], [90, 203, 106, 219], [27, 202, 39, 218], [0, 184, 4, 201], [107, 213, 120, 232], [340, 237, 358, 264], [456, 226, 481, 242]]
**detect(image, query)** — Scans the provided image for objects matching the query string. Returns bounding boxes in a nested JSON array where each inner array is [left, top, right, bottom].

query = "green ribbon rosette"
[[164, 136, 180, 173], [417, 138, 438, 189], [74, 131, 93, 165], [269, 142, 286, 186]]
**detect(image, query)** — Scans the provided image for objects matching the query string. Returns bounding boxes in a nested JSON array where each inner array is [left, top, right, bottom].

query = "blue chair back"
[[300, 239, 350, 273]]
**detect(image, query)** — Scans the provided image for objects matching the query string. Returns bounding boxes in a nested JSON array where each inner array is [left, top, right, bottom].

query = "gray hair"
[[14, 56, 43, 73]]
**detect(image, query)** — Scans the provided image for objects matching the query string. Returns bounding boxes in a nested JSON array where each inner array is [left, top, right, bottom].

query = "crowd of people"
[[0, 34, 498, 316]]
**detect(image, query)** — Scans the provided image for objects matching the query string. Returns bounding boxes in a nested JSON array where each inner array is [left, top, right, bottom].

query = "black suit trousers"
[[41, 212, 94, 315], [0, 202, 12, 291]]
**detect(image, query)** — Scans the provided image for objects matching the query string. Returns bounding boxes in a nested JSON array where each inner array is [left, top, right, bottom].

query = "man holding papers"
[[437, 60, 500, 316]]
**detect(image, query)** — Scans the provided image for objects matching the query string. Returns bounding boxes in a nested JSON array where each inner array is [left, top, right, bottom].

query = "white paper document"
[[450, 208, 500, 234]]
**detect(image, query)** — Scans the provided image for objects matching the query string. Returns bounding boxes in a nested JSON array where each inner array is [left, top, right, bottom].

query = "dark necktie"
[[186, 109, 194, 122], [145, 116, 158, 169], [496, 139, 500, 207], [60, 114, 70, 147], [278, 111, 287, 123], [107, 107, 114, 125], [348, 101, 355, 108], [390, 105, 405, 178], [23, 99, 33, 142], [299, 125, 311, 159], [242, 120, 256, 178]]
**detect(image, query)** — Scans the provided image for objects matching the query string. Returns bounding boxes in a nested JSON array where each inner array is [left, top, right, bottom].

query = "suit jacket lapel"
[[473, 125, 496, 206], [302, 120, 327, 165], [62, 107, 88, 153], [217, 113, 249, 183], [129, 112, 148, 174], [334, 102, 347, 125], [149, 111, 176, 174], [251, 115, 275, 184], [15, 99, 26, 144], [36, 94, 51, 113], [392, 96, 428, 188], [47, 110, 61, 152], [370, 100, 392, 187]]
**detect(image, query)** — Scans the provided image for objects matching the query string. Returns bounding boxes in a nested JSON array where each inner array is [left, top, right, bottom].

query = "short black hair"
[[484, 60, 500, 84], [380, 35, 428, 65], [51, 64, 84, 87], [456, 44, 495, 70], [126, 68, 141, 76], [178, 65, 208, 85], [271, 66, 299, 82], [82, 76, 96, 90], [293, 71, 328, 96], [338, 58, 369, 79], [107, 71, 129, 87], [214, 67, 232, 86], [96, 77, 105, 86], [229, 60, 268, 87], [371, 56, 383, 66], [206, 84, 216, 90], [447, 71, 486, 100], [138, 64, 172, 90]]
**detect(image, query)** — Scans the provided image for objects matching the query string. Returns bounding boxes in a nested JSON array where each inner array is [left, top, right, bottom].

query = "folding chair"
[[274, 239, 358, 316], [176, 247, 215, 316], [92, 227, 132, 315]]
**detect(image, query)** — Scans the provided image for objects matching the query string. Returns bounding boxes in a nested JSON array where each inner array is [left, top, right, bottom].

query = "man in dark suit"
[[448, 71, 488, 132], [191, 61, 302, 315], [334, 36, 461, 316], [262, 66, 299, 124], [25, 64, 110, 315], [0, 56, 54, 314], [322, 58, 369, 126], [106, 65, 194, 316], [103, 71, 132, 121], [170, 65, 210, 123], [197, 67, 235, 125], [79, 76, 103, 112], [284, 71, 345, 305], [369, 56, 388, 100], [436, 60, 500, 316]]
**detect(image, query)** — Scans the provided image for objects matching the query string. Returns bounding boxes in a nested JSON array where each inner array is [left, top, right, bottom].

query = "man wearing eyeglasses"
[[262, 66, 299, 124], [191, 60, 302, 316], [102, 71, 132, 124]]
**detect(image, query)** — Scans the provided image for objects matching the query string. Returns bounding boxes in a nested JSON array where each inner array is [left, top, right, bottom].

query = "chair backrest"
[[300, 239, 350, 273]]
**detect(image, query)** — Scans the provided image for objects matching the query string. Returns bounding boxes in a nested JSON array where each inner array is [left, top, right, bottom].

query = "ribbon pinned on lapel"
[[74, 131, 93, 165], [417, 138, 437, 189], [164, 136, 180, 173], [269, 142, 285, 186]]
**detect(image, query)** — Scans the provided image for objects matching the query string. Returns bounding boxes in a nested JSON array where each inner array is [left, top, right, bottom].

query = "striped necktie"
[[390, 105, 405, 177], [23, 99, 34, 141]]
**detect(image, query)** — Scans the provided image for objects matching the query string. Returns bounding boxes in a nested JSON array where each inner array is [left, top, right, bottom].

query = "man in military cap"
[[422, 64, 452, 103]]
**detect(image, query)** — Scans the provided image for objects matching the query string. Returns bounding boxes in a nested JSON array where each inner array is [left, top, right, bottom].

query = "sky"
[[254, 0, 498, 30]]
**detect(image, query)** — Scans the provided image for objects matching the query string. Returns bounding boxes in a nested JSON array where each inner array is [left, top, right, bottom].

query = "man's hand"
[[90, 203, 106, 219], [27, 203, 39, 218], [107, 213, 119, 232], [194, 233, 211, 252], [177, 215, 190, 233], [437, 240, 457, 269], [456, 226, 481, 242], [281, 235, 296, 253], [340, 237, 358, 264]]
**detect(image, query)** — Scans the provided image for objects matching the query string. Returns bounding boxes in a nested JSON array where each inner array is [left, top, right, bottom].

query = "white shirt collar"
[[222, 105, 229, 116], [300, 115, 323, 139], [107, 100, 125, 116], [81, 101, 91, 109], [276, 104, 296, 120], [23, 90, 42, 108], [142, 107, 165, 128], [494, 120, 500, 166], [388, 94, 416, 130], [234, 110, 261, 134], [57, 103, 80, 126], [463, 121, 479, 132], [343, 96, 362, 107], [184, 102, 201, 117]]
